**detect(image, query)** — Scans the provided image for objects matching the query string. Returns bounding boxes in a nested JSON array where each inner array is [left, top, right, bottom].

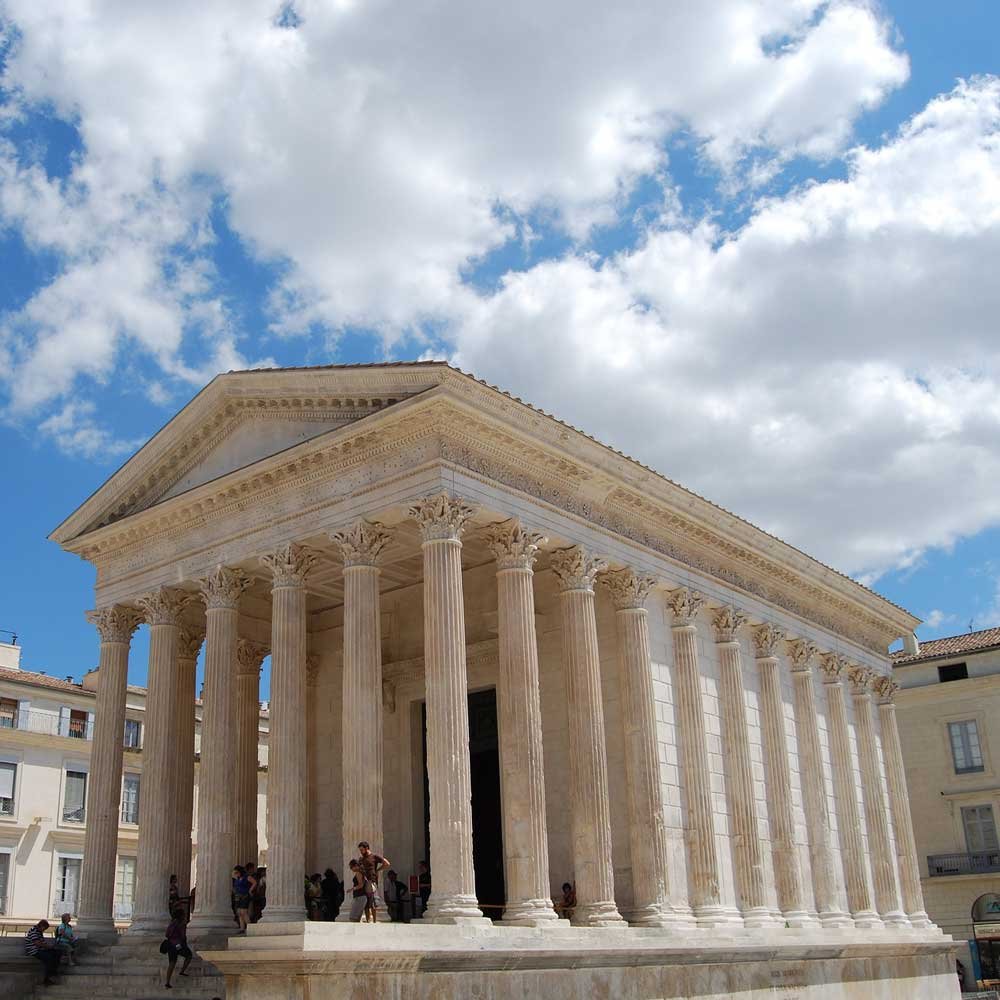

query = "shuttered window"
[[63, 770, 87, 823]]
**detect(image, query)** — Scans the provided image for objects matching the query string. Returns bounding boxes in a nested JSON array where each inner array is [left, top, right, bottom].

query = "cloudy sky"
[[1, 0, 998, 686]]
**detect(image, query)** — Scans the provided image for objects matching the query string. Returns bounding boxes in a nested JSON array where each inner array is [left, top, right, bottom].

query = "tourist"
[[306, 872, 323, 920], [383, 869, 410, 922], [24, 919, 60, 985], [169, 874, 180, 911], [54, 912, 78, 966], [417, 860, 431, 915], [161, 908, 193, 988], [232, 865, 252, 933], [348, 860, 370, 922], [357, 841, 389, 922], [321, 868, 344, 920], [246, 863, 261, 922], [255, 867, 267, 918], [557, 882, 576, 920]]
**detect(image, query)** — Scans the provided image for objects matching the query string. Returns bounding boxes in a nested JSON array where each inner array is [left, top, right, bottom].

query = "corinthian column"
[[873, 676, 931, 928], [550, 546, 624, 927], [603, 568, 684, 928], [409, 494, 487, 923], [261, 544, 316, 921], [667, 589, 736, 926], [819, 654, 880, 928], [787, 639, 849, 927], [332, 519, 391, 915], [235, 638, 267, 867], [77, 606, 142, 937], [130, 588, 189, 933], [848, 665, 907, 927], [486, 521, 558, 926], [173, 626, 204, 897], [752, 623, 811, 927], [190, 566, 249, 932], [711, 607, 771, 927]]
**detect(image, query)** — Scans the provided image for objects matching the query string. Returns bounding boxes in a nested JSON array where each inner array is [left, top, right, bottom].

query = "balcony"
[[0, 711, 92, 740], [927, 851, 1000, 876]]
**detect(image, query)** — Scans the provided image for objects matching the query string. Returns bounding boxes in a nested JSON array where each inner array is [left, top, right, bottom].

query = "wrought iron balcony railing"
[[0, 710, 92, 740], [927, 851, 1000, 876]]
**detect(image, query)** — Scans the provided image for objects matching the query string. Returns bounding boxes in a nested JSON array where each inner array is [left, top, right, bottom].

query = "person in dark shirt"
[[417, 860, 431, 916], [162, 908, 193, 988], [24, 920, 60, 985], [320, 868, 344, 920], [383, 869, 410, 922]]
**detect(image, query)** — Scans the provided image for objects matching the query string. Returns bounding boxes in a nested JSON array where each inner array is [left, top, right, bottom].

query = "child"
[[54, 912, 78, 966]]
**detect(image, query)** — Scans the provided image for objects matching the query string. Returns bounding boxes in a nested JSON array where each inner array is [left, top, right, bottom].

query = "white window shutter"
[[17, 700, 29, 728], [58, 706, 70, 737], [86, 712, 94, 739]]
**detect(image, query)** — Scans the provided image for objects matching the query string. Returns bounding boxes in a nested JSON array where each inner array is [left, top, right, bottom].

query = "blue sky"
[[1, 1, 998, 694]]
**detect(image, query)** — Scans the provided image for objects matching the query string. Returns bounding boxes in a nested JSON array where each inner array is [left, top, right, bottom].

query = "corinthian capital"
[[236, 638, 269, 675], [200, 565, 251, 609], [332, 520, 392, 568], [666, 587, 706, 627], [178, 626, 206, 661], [550, 546, 608, 592], [847, 664, 876, 696], [818, 652, 848, 684], [86, 606, 143, 644], [752, 622, 786, 659], [484, 519, 547, 571], [787, 638, 818, 673], [712, 605, 747, 643], [136, 587, 192, 626], [408, 492, 476, 541], [261, 543, 317, 588], [601, 568, 656, 611], [873, 674, 899, 705]]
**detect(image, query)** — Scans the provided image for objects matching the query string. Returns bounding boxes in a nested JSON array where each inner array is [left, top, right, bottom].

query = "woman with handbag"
[[161, 908, 193, 988]]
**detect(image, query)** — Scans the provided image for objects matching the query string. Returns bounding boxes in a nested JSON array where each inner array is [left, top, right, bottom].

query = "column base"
[[571, 901, 626, 927], [188, 911, 241, 935], [881, 910, 910, 928], [75, 916, 119, 943], [907, 911, 935, 930], [126, 913, 172, 935], [424, 894, 491, 925], [817, 909, 854, 929], [626, 903, 695, 929], [261, 906, 308, 924], [693, 904, 743, 928], [741, 907, 781, 929], [501, 898, 560, 926], [851, 909, 884, 930]]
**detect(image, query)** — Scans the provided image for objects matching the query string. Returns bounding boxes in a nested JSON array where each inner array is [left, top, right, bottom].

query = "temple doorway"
[[421, 687, 505, 919]]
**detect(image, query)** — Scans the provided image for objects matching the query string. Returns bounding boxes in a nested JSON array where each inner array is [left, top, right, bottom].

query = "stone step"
[[36, 977, 224, 1000]]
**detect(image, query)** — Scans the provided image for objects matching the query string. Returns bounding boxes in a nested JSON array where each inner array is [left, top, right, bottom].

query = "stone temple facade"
[[51, 363, 956, 998]]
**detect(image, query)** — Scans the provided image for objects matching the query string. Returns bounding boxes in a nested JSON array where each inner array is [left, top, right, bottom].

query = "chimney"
[[902, 632, 921, 656]]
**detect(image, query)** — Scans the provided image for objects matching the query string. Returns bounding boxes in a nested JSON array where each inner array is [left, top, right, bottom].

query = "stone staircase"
[[28, 937, 226, 1000]]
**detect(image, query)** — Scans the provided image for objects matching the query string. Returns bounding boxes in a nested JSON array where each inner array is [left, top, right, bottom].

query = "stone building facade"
[[50, 363, 955, 998]]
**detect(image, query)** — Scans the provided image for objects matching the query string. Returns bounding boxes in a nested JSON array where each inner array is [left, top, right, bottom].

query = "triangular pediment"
[[51, 364, 453, 542]]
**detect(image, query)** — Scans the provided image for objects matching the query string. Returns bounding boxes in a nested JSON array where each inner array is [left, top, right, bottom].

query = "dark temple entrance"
[[421, 687, 505, 918]]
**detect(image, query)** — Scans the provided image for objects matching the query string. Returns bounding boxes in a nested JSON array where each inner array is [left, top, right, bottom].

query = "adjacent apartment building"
[[893, 625, 1000, 982], [0, 638, 268, 925]]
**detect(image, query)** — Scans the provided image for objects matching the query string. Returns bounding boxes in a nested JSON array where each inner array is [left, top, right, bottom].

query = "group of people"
[[231, 861, 267, 930], [23, 914, 78, 987]]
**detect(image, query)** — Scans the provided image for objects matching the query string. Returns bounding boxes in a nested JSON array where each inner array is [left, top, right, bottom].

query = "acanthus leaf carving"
[[136, 587, 193, 626], [331, 519, 392, 568], [873, 674, 898, 705], [261, 543, 318, 587], [484, 519, 547, 571], [408, 492, 476, 541], [787, 638, 819, 672], [601, 568, 657, 611], [178, 626, 206, 660], [236, 638, 269, 675], [752, 622, 786, 659], [200, 565, 251, 610], [86, 606, 143, 644], [666, 587, 706, 627], [847, 664, 876, 695], [549, 545, 608, 592], [819, 652, 849, 683], [712, 605, 748, 643]]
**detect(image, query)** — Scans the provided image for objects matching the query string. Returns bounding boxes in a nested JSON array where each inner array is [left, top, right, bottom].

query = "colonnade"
[[75, 492, 928, 935]]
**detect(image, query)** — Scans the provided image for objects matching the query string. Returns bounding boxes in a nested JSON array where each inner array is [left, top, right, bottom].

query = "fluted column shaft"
[[875, 679, 930, 927], [190, 567, 247, 931], [333, 519, 391, 915], [551, 547, 624, 927], [487, 522, 557, 926], [788, 641, 849, 927], [753, 625, 810, 926], [605, 570, 683, 928], [234, 640, 266, 868], [667, 589, 734, 926], [130, 590, 186, 932], [410, 494, 486, 923], [261, 545, 314, 921], [713, 608, 769, 926], [820, 656, 880, 928], [849, 667, 906, 926], [78, 608, 141, 935], [173, 629, 202, 896]]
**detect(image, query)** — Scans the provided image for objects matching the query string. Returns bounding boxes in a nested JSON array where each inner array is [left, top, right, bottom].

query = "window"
[[0, 761, 15, 816], [0, 853, 9, 915], [963, 805, 1000, 854], [939, 663, 969, 683], [63, 770, 87, 823], [68, 709, 89, 740], [113, 857, 135, 920], [949, 720, 985, 774], [52, 856, 81, 917], [120, 774, 140, 825], [123, 718, 142, 750], [0, 698, 17, 729]]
